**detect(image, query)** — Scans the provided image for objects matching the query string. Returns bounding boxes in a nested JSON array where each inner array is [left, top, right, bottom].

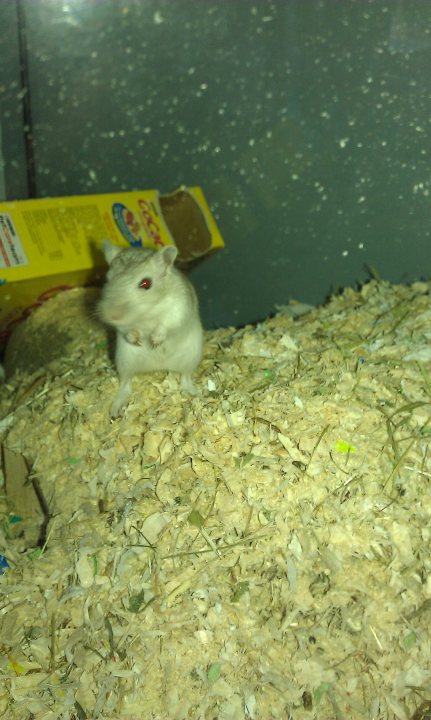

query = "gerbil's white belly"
[[115, 325, 203, 378]]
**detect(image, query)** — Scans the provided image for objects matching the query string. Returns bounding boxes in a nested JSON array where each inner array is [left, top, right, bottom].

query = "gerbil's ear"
[[102, 240, 123, 265], [159, 245, 178, 271]]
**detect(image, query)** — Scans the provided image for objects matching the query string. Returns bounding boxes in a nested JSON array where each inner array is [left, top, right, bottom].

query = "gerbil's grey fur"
[[98, 241, 203, 417]]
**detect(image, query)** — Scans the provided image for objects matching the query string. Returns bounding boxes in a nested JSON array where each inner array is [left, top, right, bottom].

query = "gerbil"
[[98, 241, 203, 417]]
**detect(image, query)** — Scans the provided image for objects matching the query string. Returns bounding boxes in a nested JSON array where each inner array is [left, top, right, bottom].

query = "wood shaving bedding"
[[0, 280, 430, 720]]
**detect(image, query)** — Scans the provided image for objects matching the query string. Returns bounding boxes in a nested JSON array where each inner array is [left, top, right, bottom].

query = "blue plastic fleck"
[[0, 555, 10, 574]]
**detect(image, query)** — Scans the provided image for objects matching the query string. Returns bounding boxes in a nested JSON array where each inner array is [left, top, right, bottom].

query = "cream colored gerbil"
[[98, 241, 203, 417]]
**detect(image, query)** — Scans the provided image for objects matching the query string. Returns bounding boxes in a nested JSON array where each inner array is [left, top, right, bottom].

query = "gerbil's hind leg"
[[180, 373, 197, 395], [111, 378, 132, 418]]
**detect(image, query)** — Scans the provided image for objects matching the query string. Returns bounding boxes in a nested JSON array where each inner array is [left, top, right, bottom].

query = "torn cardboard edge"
[[2, 445, 50, 549]]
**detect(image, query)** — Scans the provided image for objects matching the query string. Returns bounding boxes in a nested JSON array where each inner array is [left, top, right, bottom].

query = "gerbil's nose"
[[98, 300, 125, 325]]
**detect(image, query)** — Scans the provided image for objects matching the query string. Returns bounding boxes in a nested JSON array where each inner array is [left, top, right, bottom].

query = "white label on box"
[[0, 213, 29, 268]]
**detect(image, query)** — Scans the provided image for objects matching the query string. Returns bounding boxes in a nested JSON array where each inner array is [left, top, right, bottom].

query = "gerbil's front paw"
[[125, 329, 142, 346], [150, 331, 166, 348]]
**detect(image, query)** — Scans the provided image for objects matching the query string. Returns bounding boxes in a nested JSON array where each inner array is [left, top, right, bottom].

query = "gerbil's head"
[[98, 241, 179, 329]]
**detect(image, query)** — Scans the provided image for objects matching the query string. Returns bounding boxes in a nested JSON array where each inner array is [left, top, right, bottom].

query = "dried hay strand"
[[0, 279, 430, 719]]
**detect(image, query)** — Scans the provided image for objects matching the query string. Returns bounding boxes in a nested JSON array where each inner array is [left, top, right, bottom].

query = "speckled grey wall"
[[0, 2, 28, 200], [5, 0, 431, 326]]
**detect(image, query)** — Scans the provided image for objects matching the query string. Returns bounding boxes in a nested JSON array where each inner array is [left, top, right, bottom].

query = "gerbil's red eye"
[[139, 278, 152, 290]]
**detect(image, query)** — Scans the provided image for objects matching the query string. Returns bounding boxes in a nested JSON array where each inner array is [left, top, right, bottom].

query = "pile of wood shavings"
[[0, 280, 431, 720]]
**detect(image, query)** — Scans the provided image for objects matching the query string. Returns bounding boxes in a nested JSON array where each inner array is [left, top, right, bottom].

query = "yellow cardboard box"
[[0, 187, 223, 351]]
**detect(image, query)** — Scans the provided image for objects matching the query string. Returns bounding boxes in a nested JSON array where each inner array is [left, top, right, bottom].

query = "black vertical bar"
[[16, 0, 36, 198]]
